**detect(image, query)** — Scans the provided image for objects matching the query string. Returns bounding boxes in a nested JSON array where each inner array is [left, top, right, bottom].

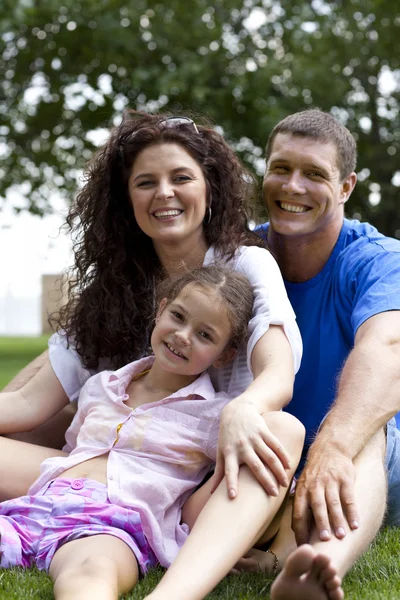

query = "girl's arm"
[[0, 361, 69, 434], [212, 324, 295, 498]]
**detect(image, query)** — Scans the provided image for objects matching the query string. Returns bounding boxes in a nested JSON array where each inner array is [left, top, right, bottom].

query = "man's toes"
[[318, 562, 339, 584], [329, 585, 344, 600], [325, 574, 342, 590], [284, 544, 316, 578], [312, 552, 331, 576]]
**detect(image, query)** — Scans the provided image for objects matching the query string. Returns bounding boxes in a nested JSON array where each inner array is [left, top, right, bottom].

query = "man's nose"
[[282, 171, 306, 194]]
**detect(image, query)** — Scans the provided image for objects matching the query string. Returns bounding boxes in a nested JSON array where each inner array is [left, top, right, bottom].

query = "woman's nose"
[[155, 180, 174, 200]]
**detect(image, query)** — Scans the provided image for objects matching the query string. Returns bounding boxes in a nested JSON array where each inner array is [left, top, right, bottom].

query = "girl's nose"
[[174, 329, 190, 347]]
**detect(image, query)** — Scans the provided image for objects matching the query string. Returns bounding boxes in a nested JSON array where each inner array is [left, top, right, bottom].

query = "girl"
[[0, 266, 303, 600]]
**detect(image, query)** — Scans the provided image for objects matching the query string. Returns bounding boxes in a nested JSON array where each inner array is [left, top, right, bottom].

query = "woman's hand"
[[211, 399, 291, 498]]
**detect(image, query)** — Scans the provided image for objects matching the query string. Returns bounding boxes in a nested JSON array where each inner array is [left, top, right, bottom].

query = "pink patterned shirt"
[[29, 356, 231, 567]]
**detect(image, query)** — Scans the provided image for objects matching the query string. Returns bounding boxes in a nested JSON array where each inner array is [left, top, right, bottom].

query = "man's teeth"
[[280, 202, 308, 213], [154, 209, 182, 218], [166, 342, 185, 358]]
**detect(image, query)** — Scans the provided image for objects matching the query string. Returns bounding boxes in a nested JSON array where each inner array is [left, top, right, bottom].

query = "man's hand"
[[211, 401, 291, 499], [293, 444, 360, 545]]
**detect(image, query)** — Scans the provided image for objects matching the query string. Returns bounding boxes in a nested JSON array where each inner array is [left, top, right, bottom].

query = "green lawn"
[[0, 530, 400, 600], [0, 337, 399, 598]]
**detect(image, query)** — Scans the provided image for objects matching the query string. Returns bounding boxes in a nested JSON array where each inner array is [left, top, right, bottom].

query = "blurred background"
[[1, 0, 399, 338]]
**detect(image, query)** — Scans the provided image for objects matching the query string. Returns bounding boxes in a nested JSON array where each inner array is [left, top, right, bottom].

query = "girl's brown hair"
[[53, 110, 263, 370], [157, 265, 254, 350]]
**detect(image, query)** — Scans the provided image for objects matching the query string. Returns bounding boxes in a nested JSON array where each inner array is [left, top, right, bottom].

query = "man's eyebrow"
[[269, 157, 331, 175]]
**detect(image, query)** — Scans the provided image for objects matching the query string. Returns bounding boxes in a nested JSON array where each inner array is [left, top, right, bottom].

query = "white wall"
[[0, 206, 72, 336]]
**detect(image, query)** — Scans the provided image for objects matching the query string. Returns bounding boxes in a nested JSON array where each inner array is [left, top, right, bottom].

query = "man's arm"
[[2, 350, 49, 392], [293, 310, 400, 544]]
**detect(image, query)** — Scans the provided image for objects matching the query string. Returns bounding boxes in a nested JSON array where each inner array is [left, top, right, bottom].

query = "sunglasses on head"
[[158, 116, 199, 134]]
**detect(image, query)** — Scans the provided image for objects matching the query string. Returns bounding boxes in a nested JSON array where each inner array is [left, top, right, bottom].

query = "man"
[[256, 109, 400, 599]]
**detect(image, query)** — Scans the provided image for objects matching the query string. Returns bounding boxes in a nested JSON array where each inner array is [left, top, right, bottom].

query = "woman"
[[1, 113, 303, 588]]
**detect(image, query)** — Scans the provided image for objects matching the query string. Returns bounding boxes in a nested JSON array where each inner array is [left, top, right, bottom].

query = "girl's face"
[[128, 143, 208, 253], [151, 285, 235, 377]]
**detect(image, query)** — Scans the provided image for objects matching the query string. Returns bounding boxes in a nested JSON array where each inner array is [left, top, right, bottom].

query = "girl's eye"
[[175, 175, 191, 182], [171, 311, 183, 321], [137, 180, 154, 187], [199, 331, 212, 341]]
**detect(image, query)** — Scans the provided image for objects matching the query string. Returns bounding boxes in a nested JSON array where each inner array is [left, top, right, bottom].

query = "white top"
[[49, 245, 302, 401]]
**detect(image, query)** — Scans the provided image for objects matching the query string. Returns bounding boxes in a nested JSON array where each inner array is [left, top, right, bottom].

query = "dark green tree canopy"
[[1, 0, 399, 234]]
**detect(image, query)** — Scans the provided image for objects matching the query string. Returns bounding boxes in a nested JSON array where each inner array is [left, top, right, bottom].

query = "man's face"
[[263, 133, 352, 238]]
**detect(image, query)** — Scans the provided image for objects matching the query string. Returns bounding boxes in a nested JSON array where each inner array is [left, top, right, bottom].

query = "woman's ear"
[[212, 347, 237, 369], [156, 298, 168, 322]]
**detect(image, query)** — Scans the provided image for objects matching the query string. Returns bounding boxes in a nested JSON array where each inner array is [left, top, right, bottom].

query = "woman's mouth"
[[153, 209, 183, 220]]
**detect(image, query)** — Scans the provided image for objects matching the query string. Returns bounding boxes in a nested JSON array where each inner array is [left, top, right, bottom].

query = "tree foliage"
[[1, 0, 399, 235]]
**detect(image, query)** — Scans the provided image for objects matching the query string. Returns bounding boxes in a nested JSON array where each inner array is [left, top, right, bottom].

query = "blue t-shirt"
[[256, 219, 400, 465]]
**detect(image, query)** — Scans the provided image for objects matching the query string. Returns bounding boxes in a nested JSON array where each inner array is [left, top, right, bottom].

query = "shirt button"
[[71, 479, 84, 490]]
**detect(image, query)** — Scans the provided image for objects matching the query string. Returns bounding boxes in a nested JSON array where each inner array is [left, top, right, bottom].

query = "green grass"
[[0, 337, 399, 597], [0, 529, 400, 599]]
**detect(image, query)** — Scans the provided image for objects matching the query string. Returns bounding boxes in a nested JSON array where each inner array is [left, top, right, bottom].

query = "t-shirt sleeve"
[[349, 249, 400, 334], [48, 332, 93, 402], [235, 246, 302, 373]]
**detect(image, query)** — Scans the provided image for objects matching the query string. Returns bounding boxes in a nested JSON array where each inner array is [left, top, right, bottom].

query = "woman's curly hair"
[[52, 110, 264, 371]]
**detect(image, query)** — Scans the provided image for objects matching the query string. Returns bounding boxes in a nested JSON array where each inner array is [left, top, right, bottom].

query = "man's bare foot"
[[270, 544, 344, 600]]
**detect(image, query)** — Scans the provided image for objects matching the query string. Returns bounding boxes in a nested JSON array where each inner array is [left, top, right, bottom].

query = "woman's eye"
[[175, 175, 191, 182], [273, 165, 289, 173], [137, 180, 153, 187]]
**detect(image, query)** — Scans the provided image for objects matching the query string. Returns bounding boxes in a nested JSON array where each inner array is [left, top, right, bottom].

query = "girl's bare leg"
[[232, 490, 295, 574], [145, 412, 305, 600], [49, 534, 139, 600], [0, 437, 66, 500]]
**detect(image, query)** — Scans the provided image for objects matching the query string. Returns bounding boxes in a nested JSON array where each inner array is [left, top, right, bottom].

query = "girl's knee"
[[264, 412, 305, 458]]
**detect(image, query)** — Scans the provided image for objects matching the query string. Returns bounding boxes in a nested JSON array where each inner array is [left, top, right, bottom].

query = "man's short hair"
[[265, 109, 357, 180]]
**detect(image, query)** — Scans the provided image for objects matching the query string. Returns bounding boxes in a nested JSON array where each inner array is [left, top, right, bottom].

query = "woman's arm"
[[212, 325, 295, 498], [0, 360, 69, 434], [2, 350, 49, 392]]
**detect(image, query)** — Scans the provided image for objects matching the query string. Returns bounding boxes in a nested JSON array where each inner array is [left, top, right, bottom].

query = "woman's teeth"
[[154, 209, 182, 219]]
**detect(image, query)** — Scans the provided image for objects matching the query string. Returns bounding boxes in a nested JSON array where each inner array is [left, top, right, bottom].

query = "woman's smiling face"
[[128, 143, 208, 252]]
